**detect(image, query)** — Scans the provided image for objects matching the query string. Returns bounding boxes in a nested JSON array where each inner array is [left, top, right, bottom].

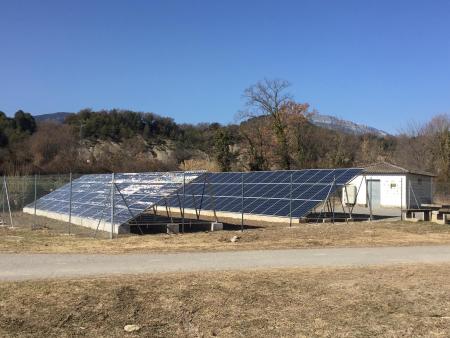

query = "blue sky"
[[0, 0, 449, 134]]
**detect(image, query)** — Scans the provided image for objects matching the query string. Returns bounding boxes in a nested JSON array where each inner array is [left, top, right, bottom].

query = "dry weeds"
[[1, 213, 450, 253], [0, 264, 449, 337]]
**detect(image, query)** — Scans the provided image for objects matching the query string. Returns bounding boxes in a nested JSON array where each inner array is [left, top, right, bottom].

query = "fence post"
[[289, 172, 293, 227], [110, 173, 115, 239], [33, 174, 38, 227], [182, 172, 186, 233], [1, 178, 4, 223], [68, 172, 73, 234], [4, 176, 14, 227], [241, 173, 244, 232], [400, 178, 403, 220]]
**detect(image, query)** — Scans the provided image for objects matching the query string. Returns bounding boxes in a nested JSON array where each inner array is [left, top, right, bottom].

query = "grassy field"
[[1, 213, 450, 253], [0, 264, 449, 337]]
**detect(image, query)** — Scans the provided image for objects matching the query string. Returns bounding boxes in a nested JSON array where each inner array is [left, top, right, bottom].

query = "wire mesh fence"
[[434, 183, 450, 204], [0, 174, 82, 230], [1, 172, 448, 239]]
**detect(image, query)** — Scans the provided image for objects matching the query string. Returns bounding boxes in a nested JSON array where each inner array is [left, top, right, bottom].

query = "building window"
[[418, 178, 422, 185]]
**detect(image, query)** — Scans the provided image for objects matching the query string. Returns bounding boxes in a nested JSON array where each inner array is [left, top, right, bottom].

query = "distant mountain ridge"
[[33, 111, 389, 137], [308, 113, 389, 137], [34, 112, 73, 123]]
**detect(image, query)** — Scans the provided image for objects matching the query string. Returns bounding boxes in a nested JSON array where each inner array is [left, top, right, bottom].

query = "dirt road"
[[1, 245, 450, 281]]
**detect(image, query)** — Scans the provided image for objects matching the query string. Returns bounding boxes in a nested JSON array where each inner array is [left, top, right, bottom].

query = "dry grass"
[[1, 212, 450, 253], [0, 264, 449, 337]]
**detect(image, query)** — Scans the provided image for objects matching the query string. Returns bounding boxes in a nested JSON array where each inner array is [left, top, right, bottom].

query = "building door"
[[367, 180, 381, 208]]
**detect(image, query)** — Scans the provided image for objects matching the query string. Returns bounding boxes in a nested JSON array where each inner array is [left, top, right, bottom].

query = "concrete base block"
[[210, 222, 223, 231], [166, 223, 180, 234]]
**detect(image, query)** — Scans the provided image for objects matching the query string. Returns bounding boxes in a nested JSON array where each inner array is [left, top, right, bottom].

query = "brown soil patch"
[[0, 264, 449, 337], [1, 213, 450, 253]]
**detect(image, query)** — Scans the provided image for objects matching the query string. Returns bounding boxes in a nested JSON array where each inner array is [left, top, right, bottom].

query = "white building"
[[343, 162, 435, 209]]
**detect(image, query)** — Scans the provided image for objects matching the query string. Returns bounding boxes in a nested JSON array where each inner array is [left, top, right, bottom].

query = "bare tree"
[[239, 79, 293, 169]]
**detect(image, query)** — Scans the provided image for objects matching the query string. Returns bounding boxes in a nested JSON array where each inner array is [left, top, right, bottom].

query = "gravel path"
[[1, 245, 450, 281]]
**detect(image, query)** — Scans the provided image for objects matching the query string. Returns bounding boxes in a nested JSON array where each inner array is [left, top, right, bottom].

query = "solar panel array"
[[28, 172, 201, 227], [165, 168, 362, 218]]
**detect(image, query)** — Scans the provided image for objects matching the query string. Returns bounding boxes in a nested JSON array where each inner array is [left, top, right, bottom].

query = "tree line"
[[0, 79, 449, 186]]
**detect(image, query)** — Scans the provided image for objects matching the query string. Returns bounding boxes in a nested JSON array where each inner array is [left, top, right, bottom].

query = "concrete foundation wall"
[[22, 207, 128, 234]]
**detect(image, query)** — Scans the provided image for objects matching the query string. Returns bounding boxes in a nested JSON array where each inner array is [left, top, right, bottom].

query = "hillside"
[[34, 112, 73, 123], [34, 111, 389, 137], [308, 113, 389, 137]]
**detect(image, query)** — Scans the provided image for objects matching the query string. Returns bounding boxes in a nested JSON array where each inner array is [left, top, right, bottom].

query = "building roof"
[[363, 162, 436, 177]]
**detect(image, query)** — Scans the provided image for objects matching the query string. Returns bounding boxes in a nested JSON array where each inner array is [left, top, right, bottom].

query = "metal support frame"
[[349, 174, 365, 216], [315, 177, 336, 224], [114, 182, 144, 235], [94, 184, 112, 238], [409, 180, 420, 208], [206, 174, 218, 223], [165, 198, 174, 223]]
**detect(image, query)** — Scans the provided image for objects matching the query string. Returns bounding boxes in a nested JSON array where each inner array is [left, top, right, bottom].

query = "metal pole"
[[4, 176, 14, 227], [400, 178, 403, 220], [182, 172, 186, 233], [332, 177, 336, 223], [33, 174, 37, 227], [289, 172, 293, 227], [241, 173, 244, 232], [369, 179, 373, 221], [1, 178, 5, 223], [68, 172, 73, 234], [110, 172, 115, 239]]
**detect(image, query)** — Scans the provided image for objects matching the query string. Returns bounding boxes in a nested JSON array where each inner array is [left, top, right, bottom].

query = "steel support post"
[[110, 173, 115, 239], [182, 172, 186, 233], [289, 172, 293, 227], [4, 176, 13, 227], [400, 178, 403, 220], [241, 173, 244, 232], [33, 174, 37, 227], [68, 172, 73, 234]]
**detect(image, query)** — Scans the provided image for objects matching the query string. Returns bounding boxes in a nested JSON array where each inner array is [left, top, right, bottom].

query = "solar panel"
[[165, 168, 362, 218], [26, 172, 202, 230]]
